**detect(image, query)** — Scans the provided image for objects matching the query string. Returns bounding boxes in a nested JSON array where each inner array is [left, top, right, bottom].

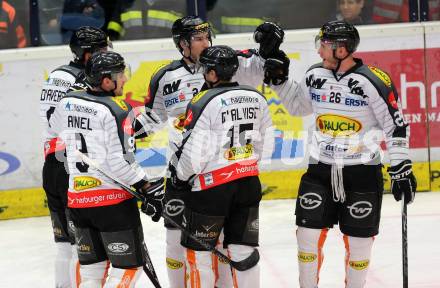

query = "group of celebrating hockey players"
[[40, 14, 417, 288]]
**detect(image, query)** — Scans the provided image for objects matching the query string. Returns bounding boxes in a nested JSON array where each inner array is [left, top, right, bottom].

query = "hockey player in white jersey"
[[146, 16, 283, 287], [168, 45, 274, 288], [48, 51, 164, 288], [264, 20, 417, 287], [39, 26, 109, 288]]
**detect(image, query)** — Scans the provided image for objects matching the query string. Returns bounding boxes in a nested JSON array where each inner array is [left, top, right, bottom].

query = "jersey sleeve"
[[174, 107, 212, 181], [133, 106, 161, 139], [103, 109, 148, 187], [254, 99, 275, 163], [40, 70, 77, 143], [145, 67, 169, 130], [48, 99, 64, 138], [368, 75, 410, 166], [272, 74, 313, 116], [233, 49, 265, 88]]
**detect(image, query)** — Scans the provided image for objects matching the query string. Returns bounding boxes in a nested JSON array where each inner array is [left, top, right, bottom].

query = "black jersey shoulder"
[[306, 62, 324, 73], [52, 64, 83, 79], [354, 64, 408, 137], [353, 64, 395, 99]]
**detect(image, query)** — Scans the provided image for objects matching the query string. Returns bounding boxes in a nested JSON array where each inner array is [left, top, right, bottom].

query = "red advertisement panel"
[[356, 49, 431, 148]]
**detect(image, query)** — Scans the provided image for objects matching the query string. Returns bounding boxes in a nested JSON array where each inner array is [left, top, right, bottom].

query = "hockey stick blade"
[[75, 150, 260, 271], [74, 151, 162, 287]]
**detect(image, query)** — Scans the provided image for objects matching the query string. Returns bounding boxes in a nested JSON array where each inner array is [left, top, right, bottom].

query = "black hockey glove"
[[264, 51, 290, 85], [168, 163, 192, 192], [388, 160, 417, 204], [254, 22, 284, 59], [139, 179, 165, 222]]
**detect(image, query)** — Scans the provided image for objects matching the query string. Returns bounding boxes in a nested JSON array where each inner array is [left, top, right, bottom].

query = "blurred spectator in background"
[[107, 0, 185, 41], [39, 0, 63, 45], [60, 0, 105, 43], [429, 0, 440, 20], [96, 0, 118, 35], [208, 0, 279, 33], [372, 0, 409, 23], [279, 0, 335, 29], [371, 0, 440, 23], [0, 0, 26, 49], [334, 0, 371, 25]]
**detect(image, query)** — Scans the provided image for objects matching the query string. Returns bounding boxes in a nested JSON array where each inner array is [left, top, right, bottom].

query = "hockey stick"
[[162, 207, 260, 271], [402, 195, 408, 288], [74, 151, 162, 288], [75, 151, 260, 272]]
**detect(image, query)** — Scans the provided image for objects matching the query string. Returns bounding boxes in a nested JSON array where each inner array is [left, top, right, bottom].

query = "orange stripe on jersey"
[[102, 260, 110, 287], [75, 260, 81, 288], [184, 262, 187, 288], [317, 228, 328, 284], [186, 249, 201, 288], [343, 235, 350, 286], [228, 249, 239, 288], [117, 268, 138, 288], [212, 253, 219, 284]]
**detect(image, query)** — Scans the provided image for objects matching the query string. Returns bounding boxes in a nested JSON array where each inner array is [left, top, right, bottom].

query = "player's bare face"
[[189, 32, 211, 61], [318, 41, 338, 70], [113, 73, 127, 96]]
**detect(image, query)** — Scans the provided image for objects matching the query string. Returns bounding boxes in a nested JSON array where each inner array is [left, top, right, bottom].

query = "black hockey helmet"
[[172, 16, 212, 52], [199, 45, 238, 81], [70, 26, 109, 62], [85, 51, 125, 87], [315, 20, 360, 53]]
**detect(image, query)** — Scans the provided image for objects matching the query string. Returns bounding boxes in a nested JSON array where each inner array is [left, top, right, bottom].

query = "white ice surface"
[[1, 193, 439, 287]]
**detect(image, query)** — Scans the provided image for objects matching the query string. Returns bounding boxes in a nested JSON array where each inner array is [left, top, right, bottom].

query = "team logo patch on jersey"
[[316, 114, 362, 137], [73, 176, 102, 191], [368, 66, 392, 87], [224, 144, 254, 160], [178, 91, 186, 101], [166, 257, 184, 269], [298, 252, 317, 263], [173, 114, 186, 131], [191, 90, 208, 104], [111, 98, 128, 111], [349, 260, 370, 270]]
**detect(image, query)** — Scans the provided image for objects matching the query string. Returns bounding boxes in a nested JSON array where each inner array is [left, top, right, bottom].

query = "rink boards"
[[1, 22, 440, 219]]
